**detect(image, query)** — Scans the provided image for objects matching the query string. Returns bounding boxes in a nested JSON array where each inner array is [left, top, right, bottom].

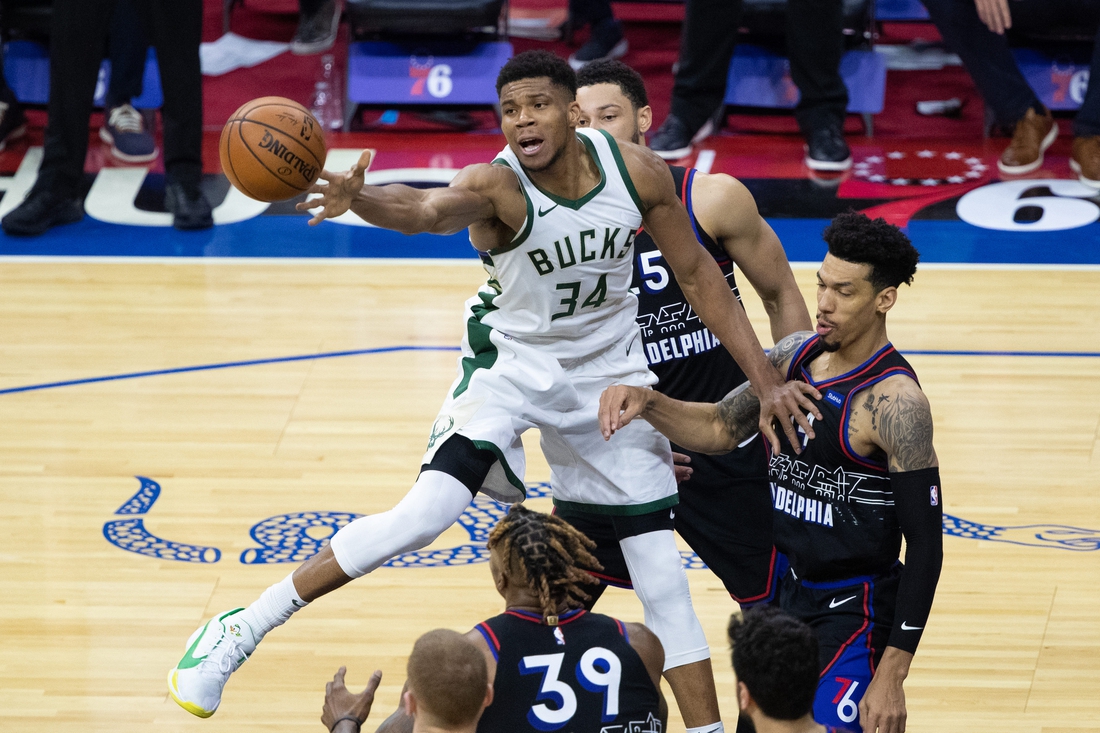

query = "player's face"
[[576, 83, 651, 146], [815, 254, 886, 351], [499, 78, 581, 173]]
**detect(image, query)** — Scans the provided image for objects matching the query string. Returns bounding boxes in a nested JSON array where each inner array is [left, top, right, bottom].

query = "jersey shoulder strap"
[[668, 165, 727, 263]]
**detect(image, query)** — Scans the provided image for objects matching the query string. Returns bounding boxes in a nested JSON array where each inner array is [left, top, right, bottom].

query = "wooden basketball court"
[[1, 258, 1098, 732]]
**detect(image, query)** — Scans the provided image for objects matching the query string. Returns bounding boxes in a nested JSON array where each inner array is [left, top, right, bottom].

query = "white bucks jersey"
[[475, 128, 646, 361]]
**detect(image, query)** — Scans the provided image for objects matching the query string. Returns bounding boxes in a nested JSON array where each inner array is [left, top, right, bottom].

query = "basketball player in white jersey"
[[168, 51, 819, 733]]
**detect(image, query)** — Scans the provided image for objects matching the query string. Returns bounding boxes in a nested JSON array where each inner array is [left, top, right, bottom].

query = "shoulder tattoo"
[[876, 388, 936, 472], [768, 331, 814, 371]]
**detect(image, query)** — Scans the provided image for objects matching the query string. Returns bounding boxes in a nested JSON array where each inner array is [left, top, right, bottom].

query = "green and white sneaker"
[[168, 608, 257, 717]]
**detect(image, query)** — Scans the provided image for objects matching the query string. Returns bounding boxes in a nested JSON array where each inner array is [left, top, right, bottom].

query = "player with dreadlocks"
[[355, 505, 667, 733]]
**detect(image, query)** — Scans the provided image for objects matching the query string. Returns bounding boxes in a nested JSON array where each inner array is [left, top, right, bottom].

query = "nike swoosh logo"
[[900, 621, 923, 631], [626, 335, 638, 356], [829, 594, 857, 609], [538, 203, 559, 217]]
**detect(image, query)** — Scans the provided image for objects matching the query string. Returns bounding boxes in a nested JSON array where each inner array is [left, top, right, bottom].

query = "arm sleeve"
[[887, 466, 944, 654]]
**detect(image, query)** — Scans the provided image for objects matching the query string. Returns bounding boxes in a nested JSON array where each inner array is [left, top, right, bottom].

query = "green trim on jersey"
[[599, 129, 646, 215], [488, 159, 534, 255], [528, 134, 607, 210], [452, 290, 499, 398], [551, 494, 679, 516], [471, 439, 527, 496]]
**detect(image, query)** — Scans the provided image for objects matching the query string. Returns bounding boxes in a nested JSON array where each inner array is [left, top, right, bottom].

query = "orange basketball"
[[219, 96, 327, 203]]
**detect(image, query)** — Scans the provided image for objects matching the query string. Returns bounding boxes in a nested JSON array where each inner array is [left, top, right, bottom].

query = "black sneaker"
[[1, 187, 84, 236], [568, 18, 628, 71], [291, 0, 340, 56], [804, 123, 852, 171], [0, 97, 27, 152], [650, 114, 694, 160], [165, 181, 213, 231]]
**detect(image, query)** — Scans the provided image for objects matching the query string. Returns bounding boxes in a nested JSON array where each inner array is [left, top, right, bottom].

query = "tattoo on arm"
[[717, 382, 761, 445], [877, 389, 937, 472], [768, 331, 814, 372]]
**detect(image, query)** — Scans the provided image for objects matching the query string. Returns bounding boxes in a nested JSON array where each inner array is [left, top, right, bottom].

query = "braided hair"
[[487, 505, 602, 624]]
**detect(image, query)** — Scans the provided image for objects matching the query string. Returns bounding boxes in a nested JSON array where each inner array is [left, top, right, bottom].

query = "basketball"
[[219, 96, 327, 203]]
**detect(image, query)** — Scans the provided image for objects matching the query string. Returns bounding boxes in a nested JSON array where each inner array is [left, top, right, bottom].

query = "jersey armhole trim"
[[487, 159, 533, 255], [839, 367, 920, 471], [615, 618, 630, 643], [599, 128, 647, 216], [474, 623, 500, 662]]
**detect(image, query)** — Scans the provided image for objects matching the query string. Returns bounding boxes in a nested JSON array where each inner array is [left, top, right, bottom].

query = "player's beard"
[[819, 336, 841, 352]]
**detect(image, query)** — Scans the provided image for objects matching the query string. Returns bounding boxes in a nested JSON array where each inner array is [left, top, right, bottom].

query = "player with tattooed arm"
[[599, 212, 944, 733]]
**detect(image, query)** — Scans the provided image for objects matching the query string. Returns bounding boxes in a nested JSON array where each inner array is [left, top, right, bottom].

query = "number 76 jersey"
[[474, 608, 662, 733], [477, 128, 645, 362]]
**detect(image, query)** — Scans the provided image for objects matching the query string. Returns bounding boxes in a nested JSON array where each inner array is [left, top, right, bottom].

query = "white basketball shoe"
[[167, 608, 257, 717]]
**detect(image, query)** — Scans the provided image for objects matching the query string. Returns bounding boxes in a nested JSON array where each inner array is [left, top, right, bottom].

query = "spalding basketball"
[[220, 97, 327, 203]]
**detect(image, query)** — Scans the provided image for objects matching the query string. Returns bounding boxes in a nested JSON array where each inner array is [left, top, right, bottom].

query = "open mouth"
[[518, 137, 544, 156], [816, 319, 835, 336]]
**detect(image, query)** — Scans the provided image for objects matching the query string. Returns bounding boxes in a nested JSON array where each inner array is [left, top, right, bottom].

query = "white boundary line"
[[788, 261, 1100, 272]]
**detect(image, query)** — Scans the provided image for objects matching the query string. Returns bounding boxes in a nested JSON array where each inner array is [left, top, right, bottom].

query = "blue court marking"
[[0, 345, 462, 396], [103, 477, 222, 563], [3, 344, 1098, 399]]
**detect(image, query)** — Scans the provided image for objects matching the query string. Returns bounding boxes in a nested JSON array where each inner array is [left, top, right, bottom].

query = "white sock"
[[238, 574, 307, 642], [686, 724, 724, 733]]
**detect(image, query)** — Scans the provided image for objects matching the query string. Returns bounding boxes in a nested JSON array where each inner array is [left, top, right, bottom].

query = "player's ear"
[[637, 105, 653, 137], [736, 681, 752, 713], [568, 100, 582, 128], [403, 689, 417, 717], [482, 683, 494, 710], [875, 285, 898, 314]]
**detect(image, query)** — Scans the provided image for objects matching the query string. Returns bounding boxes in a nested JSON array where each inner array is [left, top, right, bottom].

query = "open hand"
[[672, 452, 693, 483], [296, 149, 375, 225], [757, 379, 822, 455], [322, 666, 383, 732], [859, 670, 907, 733], [598, 384, 653, 439]]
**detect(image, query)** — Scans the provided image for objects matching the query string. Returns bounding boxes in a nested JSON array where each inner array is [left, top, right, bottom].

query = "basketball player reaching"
[[564, 60, 811, 611], [350, 505, 666, 733], [168, 50, 818, 732], [599, 213, 944, 733]]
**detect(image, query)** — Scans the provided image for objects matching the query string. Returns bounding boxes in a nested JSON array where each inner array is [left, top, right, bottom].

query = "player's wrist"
[[331, 715, 364, 733]]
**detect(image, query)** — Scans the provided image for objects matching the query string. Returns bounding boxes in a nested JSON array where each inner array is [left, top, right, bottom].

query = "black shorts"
[[553, 504, 676, 589], [556, 442, 780, 607], [779, 564, 901, 732]]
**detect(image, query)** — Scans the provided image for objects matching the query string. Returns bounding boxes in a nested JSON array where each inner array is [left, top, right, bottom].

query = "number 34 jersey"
[[474, 608, 662, 733], [478, 127, 646, 362]]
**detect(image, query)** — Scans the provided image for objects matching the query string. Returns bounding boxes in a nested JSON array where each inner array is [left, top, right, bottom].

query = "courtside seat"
[[345, 0, 503, 39]]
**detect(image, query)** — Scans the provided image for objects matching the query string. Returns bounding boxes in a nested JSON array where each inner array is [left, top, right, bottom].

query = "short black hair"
[[823, 211, 920, 292], [496, 50, 576, 99], [576, 59, 649, 110], [729, 607, 819, 721]]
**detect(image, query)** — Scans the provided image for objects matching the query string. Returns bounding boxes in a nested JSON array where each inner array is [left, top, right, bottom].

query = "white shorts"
[[422, 322, 678, 513]]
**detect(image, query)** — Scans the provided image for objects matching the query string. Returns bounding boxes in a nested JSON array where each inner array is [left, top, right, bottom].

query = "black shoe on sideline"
[[804, 123, 852, 171], [291, 0, 340, 55], [165, 181, 213, 231], [1, 188, 84, 236], [568, 18, 628, 71], [650, 114, 694, 160]]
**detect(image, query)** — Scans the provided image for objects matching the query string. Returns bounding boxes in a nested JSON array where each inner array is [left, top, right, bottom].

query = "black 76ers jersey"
[[474, 608, 662, 733], [770, 336, 920, 582]]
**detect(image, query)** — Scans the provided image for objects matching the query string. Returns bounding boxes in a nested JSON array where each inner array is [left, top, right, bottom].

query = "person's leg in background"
[[920, 0, 1054, 175], [567, 0, 626, 71], [1068, 6, 1100, 186], [142, 0, 211, 230], [101, 0, 158, 164], [292, 0, 341, 56], [650, 0, 742, 159], [1, 0, 116, 236], [786, 0, 851, 171], [0, 54, 28, 152]]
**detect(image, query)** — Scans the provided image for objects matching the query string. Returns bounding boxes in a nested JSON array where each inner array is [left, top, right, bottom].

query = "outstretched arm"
[[691, 173, 812, 342], [620, 143, 820, 452], [297, 150, 515, 235], [599, 332, 815, 452]]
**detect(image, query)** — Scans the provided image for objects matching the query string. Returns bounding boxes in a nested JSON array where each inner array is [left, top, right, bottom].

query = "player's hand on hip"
[[672, 452, 693, 483], [322, 666, 383, 732], [297, 149, 375, 225], [599, 384, 652, 440], [859, 671, 907, 733], [757, 379, 821, 455]]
